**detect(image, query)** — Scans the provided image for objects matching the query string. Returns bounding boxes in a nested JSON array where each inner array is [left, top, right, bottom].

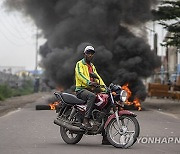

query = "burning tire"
[[35, 105, 51, 110]]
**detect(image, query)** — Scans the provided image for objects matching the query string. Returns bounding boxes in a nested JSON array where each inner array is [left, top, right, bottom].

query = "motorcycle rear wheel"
[[107, 116, 140, 148], [60, 110, 83, 144]]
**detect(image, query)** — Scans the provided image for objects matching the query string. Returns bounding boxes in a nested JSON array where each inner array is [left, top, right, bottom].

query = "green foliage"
[[12, 80, 34, 97], [0, 84, 13, 101], [153, 1, 180, 20], [0, 80, 34, 101], [152, 0, 180, 47]]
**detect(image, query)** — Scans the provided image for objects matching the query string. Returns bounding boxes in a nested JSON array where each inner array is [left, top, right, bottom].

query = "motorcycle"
[[53, 79, 140, 148]]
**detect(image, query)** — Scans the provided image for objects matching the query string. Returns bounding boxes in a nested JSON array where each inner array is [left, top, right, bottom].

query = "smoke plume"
[[4, 0, 161, 100]]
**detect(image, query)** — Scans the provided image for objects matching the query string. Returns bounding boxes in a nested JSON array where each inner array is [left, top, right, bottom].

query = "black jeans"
[[77, 89, 108, 141], [76, 89, 96, 119]]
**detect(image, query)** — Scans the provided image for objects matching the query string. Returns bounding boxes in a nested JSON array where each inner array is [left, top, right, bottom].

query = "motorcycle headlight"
[[120, 90, 127, 102]]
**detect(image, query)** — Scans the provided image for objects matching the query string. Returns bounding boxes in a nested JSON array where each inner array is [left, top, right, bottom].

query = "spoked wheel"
[[60, 111, 83, 144], [107, 116, 140, 148]]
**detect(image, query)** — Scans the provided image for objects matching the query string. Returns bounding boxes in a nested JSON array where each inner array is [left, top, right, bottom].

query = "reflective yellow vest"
[[75, 58, 106, 91]]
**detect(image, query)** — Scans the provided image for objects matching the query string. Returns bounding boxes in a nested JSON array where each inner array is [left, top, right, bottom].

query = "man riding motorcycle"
[[75, 45, 109, 144]]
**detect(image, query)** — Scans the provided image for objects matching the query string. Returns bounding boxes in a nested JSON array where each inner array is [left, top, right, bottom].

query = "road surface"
[[0, 98, 180, 154]]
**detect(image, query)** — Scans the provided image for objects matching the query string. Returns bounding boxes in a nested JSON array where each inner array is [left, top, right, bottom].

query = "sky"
[[0, 1, 46, 70], [0, 1, 166, 71]]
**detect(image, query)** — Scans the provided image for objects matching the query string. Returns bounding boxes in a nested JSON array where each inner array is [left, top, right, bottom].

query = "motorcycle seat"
[[61, 93, 86, 105]]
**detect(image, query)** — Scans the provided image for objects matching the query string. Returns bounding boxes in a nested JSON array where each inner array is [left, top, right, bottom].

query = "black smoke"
[[4, 0, 161, 100]]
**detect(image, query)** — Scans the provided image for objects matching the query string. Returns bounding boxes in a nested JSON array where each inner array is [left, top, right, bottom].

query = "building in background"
[[0, 66, 25, 74], [165, 45, 180, 85]]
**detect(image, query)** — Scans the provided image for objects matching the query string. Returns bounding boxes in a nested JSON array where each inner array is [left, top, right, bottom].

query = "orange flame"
[[122, 83, 131, 101], [56, 86, 64, 92], [122, 83, 142, 111], [49, 102, 59, 110], [133, 97, 142, 111]]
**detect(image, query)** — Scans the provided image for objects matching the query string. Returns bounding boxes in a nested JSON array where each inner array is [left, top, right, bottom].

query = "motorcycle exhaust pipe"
[[54, 119, 85, 132]]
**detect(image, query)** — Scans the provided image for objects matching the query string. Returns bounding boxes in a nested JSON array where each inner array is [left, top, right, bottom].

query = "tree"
[[152, 0, 180, 47]]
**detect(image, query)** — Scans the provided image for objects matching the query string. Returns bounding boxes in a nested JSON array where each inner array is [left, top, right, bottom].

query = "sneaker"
[[102, 138, 111, 145], [102, 140, 111, 145]]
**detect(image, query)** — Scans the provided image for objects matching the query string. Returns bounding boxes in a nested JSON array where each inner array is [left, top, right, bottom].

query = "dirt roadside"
[[142, 97, 180, 119], [0, 92, 52, 117], [0, 93, 180, 118]]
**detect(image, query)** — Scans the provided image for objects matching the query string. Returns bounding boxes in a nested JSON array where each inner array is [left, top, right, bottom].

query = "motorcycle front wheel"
[[60, 110, 83, 144], [107, 116, 140, 148]]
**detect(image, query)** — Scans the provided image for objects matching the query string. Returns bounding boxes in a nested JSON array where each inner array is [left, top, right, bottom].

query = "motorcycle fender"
[[104, 110, 137, 129]]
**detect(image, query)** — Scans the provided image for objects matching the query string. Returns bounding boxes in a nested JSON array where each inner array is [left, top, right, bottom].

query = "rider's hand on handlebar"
[[89, 81, 98, 87]]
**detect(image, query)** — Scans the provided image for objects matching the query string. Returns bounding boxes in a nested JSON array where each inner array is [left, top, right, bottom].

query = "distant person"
[[167, 79, 172, 90], [34, 77, 40, 93]]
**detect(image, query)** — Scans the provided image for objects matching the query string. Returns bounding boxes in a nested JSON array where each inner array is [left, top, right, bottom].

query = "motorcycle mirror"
[[109, 83, 114, 88]]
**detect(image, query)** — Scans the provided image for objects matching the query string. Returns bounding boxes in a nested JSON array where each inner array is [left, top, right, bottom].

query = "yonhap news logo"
[[137, 136, 180, 144]]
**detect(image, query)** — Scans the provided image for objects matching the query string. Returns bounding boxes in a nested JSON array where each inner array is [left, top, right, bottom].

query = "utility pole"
[[145, 23, 159, 83], [153, 21, 158, 55], [34, 27, 40, 93], [35, 27, 38, 73], [153, 33, 158, 55]]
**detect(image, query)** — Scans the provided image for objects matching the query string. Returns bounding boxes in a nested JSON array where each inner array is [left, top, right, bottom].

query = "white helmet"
[[84, 45, 95, 54]]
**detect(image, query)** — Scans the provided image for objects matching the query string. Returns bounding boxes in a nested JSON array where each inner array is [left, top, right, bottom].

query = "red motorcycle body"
[[95, 93, 109, 109], [76, 93, 109, 112]]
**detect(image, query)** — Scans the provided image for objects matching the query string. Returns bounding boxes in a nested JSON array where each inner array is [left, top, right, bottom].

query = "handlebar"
[[96, 83, 120, 93], [94, 84, 110, 93]]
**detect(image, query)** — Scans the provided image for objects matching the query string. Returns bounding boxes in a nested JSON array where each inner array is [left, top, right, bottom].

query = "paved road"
[[0, 99, 180, 154]]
